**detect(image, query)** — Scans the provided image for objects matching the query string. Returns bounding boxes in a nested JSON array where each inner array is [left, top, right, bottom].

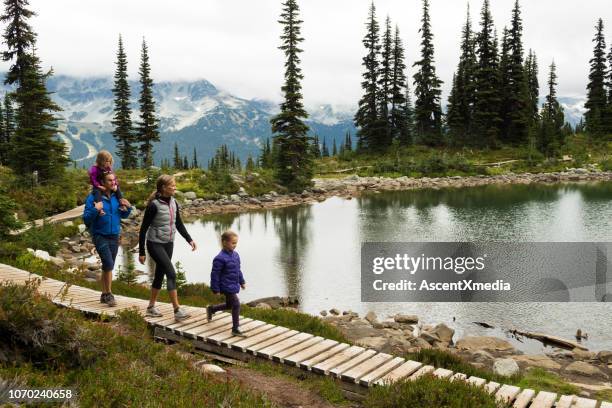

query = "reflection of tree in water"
[[358, 183, 562, 212], [569, 181, 612, 201], [198, 213, 241, 234], [271, 205, 313, 300]]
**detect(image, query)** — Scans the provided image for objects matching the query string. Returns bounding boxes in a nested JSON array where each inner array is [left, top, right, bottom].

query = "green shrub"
[[198, 170, 239, 198], [19, 222, 78, 256], [365, 374, 511, 408], [0, 186, 22, 237]]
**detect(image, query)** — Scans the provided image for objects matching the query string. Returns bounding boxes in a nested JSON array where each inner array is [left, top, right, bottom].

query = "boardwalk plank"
[[572, 397, 597, 408], [207, 320, 267, 345], [467, 376, 487, 387], [432, 368, 454, 379], [273, 336, 325, 363], [340, 352, 393, 383], [450, 373, 467, 382], [329, 349, 378, 378], [312, 346, 366, 375], [358, 356, 404, 387], [374, 360, 423, 386], [256, 332, 313, 359], [407, 365, 434, 381], [247, 330, 300, 354], [484, 381, 501, 395], [599, 401, 612, 408], [230, 326, 288, 351], [183, 315, 233, 337], [284, 339, 339, 367], [512, 388, 536, 408], [495, 384, 521, 404], [219, 323, 276, 347], [300, 343, 351, 370], [529, 391, 557, 408], [555, 395, 575, 408]]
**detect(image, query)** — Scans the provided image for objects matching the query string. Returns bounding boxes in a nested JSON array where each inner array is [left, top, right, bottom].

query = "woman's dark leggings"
[[211, 293, 240, 330], [146, 241, 176, 291]]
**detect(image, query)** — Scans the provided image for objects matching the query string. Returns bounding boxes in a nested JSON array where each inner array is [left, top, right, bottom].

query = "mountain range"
[[1, 75, 586, 168]]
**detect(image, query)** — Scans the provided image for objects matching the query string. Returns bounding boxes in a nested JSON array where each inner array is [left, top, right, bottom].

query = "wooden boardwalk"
[[1, 264, 610, 407]]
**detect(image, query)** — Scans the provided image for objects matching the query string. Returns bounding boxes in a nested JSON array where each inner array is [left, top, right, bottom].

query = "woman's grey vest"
[[146, 197, 178, 243]]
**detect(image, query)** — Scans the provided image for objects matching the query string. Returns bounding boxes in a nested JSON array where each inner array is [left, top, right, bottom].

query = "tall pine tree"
[[447, 5, 477, 145], [539, 61, 565, 156], [111, 35, 137, 169], [584, 19, 607, 137], [173, 142, 181, 169], [389, 25, 408, 144], [1, 0, 66, 180], [413, 0, 443, 146], [0, 101, 5, 165], [354, 1, 381, 152], [500, 0, 529, 145], [377, 15, 393, 149], [136, 38, 160, 168], [269, 0, 313, 192], [473, 0, 501, 147], [10, 51, 67, 180]]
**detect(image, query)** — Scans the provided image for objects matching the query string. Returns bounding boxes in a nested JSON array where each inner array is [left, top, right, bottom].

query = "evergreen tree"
[[269, 0, 312, 192], [1, 0, 36, 86], [585, 19, 607, 136], [0, 101, 5, 165], [500, 0, 529, 145], [473, 0, 501, 147], [4, 94, 14, 146], [173, 142, 181, 169], [447, 5, 477, 145], [332, 139, 337, 156], [111, 35, 137, 169], [539, 61, 565, 156], [183, 156, 188, 170], [1, 0, 67, 180], [246, 155, 255, 171], [354, 1, 381, 151], [399, 83, 416, 145], [321, 137, 329, 157], [344, 131, 352, 151], [377, 15, 393, 148], [310, 134, 321, 158], [525, 49, 540, 126], [192, 147, 198, 168], [606, 33, 612, 133], [10, 51, 67, 180], [259, 138, 273, 168], [136, 38, 160, 168], [413, 0, 443, 145], [389, 25, 408, 144]]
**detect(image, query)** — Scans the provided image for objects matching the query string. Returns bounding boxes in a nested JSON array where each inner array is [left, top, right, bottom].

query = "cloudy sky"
[[2, 0, 610, 109]]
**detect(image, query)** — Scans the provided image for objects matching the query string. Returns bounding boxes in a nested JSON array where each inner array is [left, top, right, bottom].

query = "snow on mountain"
[[0, 74, 356, 167]]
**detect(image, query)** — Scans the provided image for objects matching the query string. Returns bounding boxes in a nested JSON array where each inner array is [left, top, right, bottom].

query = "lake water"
[[116, 181, 612, 352]]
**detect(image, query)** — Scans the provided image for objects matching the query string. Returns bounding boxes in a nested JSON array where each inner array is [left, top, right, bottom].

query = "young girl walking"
[[207, 231, 247, 337], [88, 151, 129, 214], [138, 174, 197, 321]]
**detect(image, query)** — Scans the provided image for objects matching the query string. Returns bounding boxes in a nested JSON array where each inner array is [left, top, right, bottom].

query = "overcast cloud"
[[1, 0, 610, 108]]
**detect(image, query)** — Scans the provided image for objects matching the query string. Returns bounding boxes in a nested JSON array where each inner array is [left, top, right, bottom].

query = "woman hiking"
[[138, 174, 197, 321]]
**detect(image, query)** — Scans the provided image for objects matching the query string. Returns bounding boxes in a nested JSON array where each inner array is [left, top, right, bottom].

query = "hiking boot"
[[146, 305, 163, 317], [100, 293, 107, 303], [106, 293, 117, 307], [206, 306, 213, 321], [174, 307, 191, 322], [231, 328, 247, 338]]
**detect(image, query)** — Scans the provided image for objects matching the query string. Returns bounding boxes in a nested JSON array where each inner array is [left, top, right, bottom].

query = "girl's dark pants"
[[211, 293, 240, 330], [146, 241, 177, 291]]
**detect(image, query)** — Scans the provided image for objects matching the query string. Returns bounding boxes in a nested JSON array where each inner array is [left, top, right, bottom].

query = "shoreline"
[[175, 168, 612, 219]]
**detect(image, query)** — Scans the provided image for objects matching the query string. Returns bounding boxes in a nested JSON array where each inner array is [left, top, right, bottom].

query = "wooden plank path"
[[1, 264, 610, 406]]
